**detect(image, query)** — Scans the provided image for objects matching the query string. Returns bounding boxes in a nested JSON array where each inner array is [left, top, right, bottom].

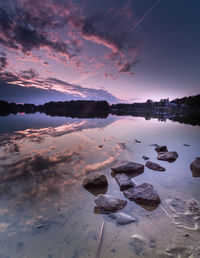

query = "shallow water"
[[0, 113, 200, 258]]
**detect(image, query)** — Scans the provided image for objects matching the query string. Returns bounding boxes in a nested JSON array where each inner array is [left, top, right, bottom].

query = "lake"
[[0, 113, 200, 258]]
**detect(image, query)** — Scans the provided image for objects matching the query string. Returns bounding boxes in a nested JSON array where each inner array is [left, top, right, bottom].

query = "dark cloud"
[[0, 1, 75, 58], [19, 69, 39, 80], [0, 69, 120, 103], [0, 0, 142, 74], [46, 77, 120, 102], [0, 52, 8, 70], [117, 0, 133, 21], [79, 14, 142, 73], [118, 60, 140, 73]]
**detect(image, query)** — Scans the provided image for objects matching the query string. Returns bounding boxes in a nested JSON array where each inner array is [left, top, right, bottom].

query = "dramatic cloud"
[[0, 1, 59, 53], [0, 69, 120, 103], [0, 0, 142, 75]]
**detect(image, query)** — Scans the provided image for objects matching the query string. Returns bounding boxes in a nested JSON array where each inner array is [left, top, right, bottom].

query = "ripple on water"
[[162, 198, 200, 257]]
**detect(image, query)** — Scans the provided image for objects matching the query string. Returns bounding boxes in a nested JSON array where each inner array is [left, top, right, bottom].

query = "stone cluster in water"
[[82, 141, 200, 225]]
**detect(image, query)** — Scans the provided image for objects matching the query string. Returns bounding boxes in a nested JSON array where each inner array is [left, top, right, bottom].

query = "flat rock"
[[114, 173, 135, 191], [145, 161, 165, 171], [157, 151, 178, 162], [129, 235, 146, 255], [111, 162, 144, 174], [150, 144, 159, 147], [108, 212, 137, 225], [190, 157, 200, 174], [155, 145, 168, 153], [142, 156, 149, 160], [95, 194, 127, 213], [82, 173, 108, 188], [124, 183, 160, 206]]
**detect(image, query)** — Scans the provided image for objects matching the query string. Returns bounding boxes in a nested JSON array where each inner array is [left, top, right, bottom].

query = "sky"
[[0, 0, 200, 104]]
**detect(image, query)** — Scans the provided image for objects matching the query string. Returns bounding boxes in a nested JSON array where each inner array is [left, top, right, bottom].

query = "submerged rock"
[[95, 194, 127, 213], [145, 161, 165, 171], [183, 144, 190, 147], [142, 156, 149, 161], [108, 212, 137, 225], [130, 235, 146, 256], [190, 157, 200, 174], [114, 173, 135, 191], [135, 139, 141, 143], [124, 183, 160, 206], [155, 145, 168, 153], [82, 173, 108, 188], [111, 162, 144, 174], [157, 151, 178, 162]]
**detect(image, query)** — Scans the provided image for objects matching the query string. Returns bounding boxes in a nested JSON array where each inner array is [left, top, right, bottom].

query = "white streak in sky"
[[131, 0, 160, 31]]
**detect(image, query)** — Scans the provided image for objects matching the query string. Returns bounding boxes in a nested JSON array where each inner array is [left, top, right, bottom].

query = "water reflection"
[[85, 185, 108, 196], [0, 113, 200, 257]]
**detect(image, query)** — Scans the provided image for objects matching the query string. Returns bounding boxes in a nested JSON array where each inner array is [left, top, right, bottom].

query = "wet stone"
[[110, 249, 116, 253], [135, 139, 141, 143], [129, 235, 145, 256], [149, 239, 156, 249], [145, 160, 165, 171], [155, 145, 168, 153], [157, 151, 178, 162], [95, 194, 127, 213], [124, 183, 160, 206], [108, 212, 137, 225], [17, 242, 24, 250], [111, 162, 144, 175], [114, 173, 135, 191], [82, 173, 108, 188], [190, 157, 200, 174]]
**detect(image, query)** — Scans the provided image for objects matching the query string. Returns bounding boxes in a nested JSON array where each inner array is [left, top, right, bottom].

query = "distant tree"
[[146, 99, 154, 108]]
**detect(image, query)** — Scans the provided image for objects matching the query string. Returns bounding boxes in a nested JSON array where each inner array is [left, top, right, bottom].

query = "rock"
[[124, 183, 160, 206], [145, 161, 165, 171], [190, 157, 200, 174], [142, 156, 149, 160], [183, 144, 190, 146], [111, 162, 144, 174], [17, 242, 24, 250], [82, 173, 108, 188], [108, 212, 137, 225], [95, 194, 127, 213], [135, 139, 141, 143], [157, 151, 178, 162], [150, 144, 159, 147], [149, 239, 156, 249], [155, 145, 168, 153], [114, 173, 135, 191], [129, 235, 146, 255]]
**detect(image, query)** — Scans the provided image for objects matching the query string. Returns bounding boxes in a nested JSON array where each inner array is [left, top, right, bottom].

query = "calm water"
[[0, 113, 200, 258]]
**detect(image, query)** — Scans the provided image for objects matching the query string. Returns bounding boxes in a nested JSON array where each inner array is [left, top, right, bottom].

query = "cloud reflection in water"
[[0, 116, 125, 237]]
